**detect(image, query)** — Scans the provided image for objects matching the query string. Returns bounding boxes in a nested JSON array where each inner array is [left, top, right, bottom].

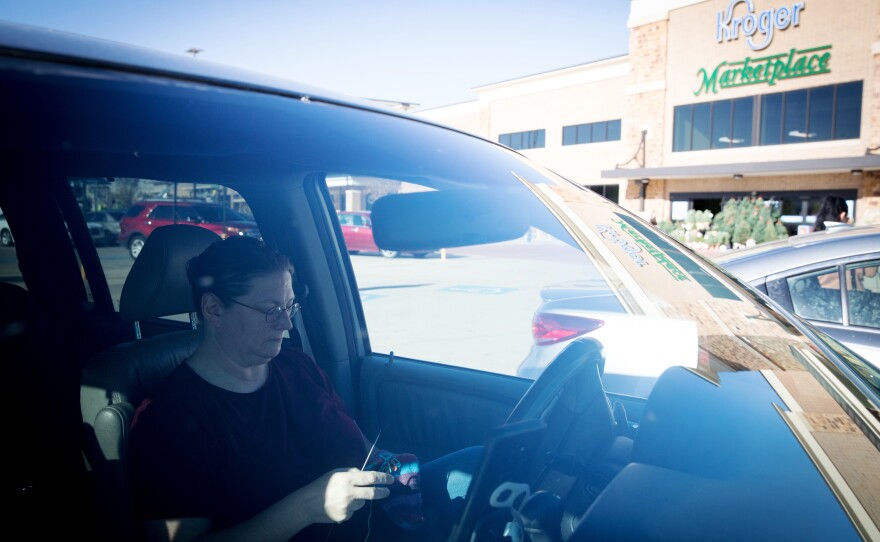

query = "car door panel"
[[357, 354, 529, 462]]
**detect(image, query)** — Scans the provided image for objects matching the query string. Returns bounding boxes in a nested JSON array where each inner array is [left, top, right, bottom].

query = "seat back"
[[2, 282, 85, 535], [80, 224, 221, 542]]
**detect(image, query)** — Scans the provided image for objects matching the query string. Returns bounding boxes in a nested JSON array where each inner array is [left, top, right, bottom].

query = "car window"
[[338, 213, 352, 226], [175, 207, 202, 223], [63, 179, 251, 316], [195, 205, 251, 222], [787, 268, 843, 324], [0, 207, 22, 289], [124, 205, 145, 218], [847, 260, 880, 328], [149, 205, 174, 220], [329, 177, 617, 377]]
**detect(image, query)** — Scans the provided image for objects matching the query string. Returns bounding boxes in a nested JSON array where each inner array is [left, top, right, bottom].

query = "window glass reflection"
[[846, 261, 880, 329], [692, 103, 711, 151], [808, 85, 834, 142], [787, 269, 842, 324], [673, 105, 691, 152], [731, 97, 753, 147], [835, 81, 862, 140], [760, 93, 783, 145], [711, 100, 731, 149], [783, 89, 808, 144]]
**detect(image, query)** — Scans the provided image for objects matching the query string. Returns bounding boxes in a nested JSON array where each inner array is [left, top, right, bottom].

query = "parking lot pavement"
[[2, 244, 559, 376]]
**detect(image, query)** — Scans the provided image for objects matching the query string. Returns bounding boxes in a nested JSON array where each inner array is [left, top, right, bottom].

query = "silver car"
[[712, 226, 880, 365]]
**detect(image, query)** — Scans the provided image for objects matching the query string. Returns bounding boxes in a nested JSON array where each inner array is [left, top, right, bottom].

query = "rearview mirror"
[[371, 189, 531, 251]]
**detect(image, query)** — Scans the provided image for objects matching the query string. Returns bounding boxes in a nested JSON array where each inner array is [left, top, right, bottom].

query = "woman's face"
[[215, 270, 295, 366]]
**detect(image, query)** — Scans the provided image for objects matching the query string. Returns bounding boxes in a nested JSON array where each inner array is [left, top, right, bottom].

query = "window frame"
[[673, 81, 862, 152], [499, 129, 546, 150], [561, 119, 622, 147]]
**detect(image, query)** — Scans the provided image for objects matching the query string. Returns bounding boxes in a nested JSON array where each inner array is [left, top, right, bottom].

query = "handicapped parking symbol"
[[441, 285, 514, 295]]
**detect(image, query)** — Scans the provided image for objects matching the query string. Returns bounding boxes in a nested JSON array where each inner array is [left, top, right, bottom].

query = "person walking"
[[813, 195, 849, 232]]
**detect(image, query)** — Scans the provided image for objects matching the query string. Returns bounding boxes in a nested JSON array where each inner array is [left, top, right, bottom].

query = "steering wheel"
[[452, 337, 613, 542], [507, 336, 608, 424]]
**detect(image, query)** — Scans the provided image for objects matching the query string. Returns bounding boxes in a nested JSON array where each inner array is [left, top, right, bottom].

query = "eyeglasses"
[[229, 299, 299, 323]]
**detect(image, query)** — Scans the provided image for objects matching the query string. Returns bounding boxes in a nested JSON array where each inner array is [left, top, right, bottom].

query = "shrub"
[[657, 196, 787, 250]]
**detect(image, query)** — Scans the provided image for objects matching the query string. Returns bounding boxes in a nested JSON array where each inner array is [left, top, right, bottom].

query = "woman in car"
[[129, 236, 473, 542]]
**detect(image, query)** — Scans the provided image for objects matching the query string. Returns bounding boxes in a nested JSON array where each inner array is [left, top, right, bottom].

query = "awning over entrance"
[[601, 154, 880, 180]]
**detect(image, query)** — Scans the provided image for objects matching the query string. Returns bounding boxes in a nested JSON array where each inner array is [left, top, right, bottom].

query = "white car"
[[517, 280, 699, 397]]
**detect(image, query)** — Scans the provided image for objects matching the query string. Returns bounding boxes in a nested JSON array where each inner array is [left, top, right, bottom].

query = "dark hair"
[[186, 236, 294, 317], [814, 195, 848, 232]]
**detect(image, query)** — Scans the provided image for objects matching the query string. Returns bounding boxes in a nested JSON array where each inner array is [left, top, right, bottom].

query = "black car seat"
[[2, 282, 94, 536], [80, 224, 221, 542]]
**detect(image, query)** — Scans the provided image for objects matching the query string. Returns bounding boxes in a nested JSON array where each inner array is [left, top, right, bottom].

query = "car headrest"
[[119, 225, 221, 321]]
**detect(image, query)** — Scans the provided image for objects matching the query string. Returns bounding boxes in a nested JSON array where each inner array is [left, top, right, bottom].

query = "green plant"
[[709, 196, 788, 246], [733, 219, 752, 245], [657, 197, 787, 249]]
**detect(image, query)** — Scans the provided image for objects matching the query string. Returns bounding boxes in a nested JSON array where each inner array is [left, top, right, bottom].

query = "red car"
[[337, 210, 430, 258], [119, 200, 260, 258]]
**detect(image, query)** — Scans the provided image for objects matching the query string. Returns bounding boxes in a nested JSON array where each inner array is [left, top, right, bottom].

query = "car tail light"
[[697, 347, 712, 372], [532, 312, 604, 346]]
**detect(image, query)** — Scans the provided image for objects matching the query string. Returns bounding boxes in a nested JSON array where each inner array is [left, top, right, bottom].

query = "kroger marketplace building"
[[417, 0, 880, 232]]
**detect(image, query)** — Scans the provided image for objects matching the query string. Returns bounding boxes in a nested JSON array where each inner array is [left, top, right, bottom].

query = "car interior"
[[2, 46, 876, 542], [3, 173, 857, 541]]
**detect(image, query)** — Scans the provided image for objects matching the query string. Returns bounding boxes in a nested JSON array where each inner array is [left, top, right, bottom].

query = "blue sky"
[[0, 0, 630, 110]]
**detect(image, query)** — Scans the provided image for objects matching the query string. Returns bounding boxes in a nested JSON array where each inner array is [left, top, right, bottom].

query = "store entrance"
[[670, 189, 857, 236], [691, 198, 722, 216]]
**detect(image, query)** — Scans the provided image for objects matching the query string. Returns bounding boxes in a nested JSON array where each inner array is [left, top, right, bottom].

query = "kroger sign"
[[716, 0, 806, 51]]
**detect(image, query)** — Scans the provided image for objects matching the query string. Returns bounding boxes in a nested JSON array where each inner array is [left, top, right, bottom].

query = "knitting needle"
[[361, 429, 382, 470]]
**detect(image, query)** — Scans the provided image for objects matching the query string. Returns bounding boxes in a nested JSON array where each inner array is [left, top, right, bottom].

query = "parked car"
[[338, 210, 431, 258], [0, 209, 13, 246], [1, 21, 878, 542], [713, 226, 880, 366], [517, 279, 700, 398], [84, 210, 124, 246], [118, 200, 260, 258], [84, 220, 106, 247]]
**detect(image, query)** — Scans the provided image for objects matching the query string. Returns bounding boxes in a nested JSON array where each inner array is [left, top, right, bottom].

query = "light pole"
[[186, 48, 203, 59]]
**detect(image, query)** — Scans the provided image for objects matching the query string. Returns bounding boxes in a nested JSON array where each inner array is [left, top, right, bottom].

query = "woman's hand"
[[305, 468, 394, 524]]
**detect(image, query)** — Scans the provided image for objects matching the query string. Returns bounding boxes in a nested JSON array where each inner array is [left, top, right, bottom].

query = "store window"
[[562, 120, 621, 146], [586, 184, 619, 202], [499, 129, 545, 150], [673, 81, 862, 152], [670, 190, 856, 236]]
